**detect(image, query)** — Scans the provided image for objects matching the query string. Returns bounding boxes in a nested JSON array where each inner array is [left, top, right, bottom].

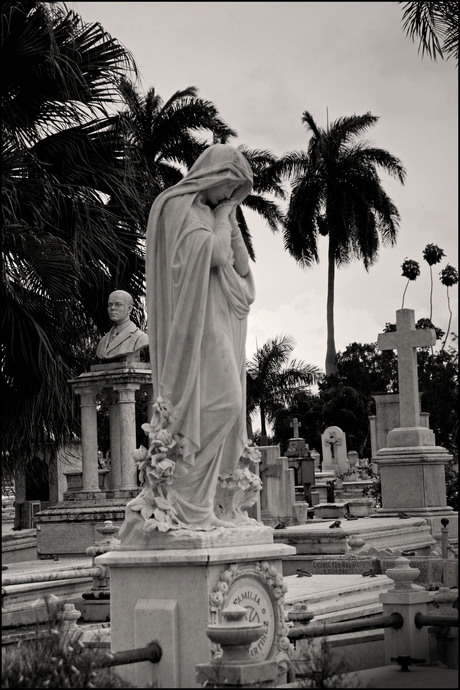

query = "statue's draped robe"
[[144, 145, 254, 527]]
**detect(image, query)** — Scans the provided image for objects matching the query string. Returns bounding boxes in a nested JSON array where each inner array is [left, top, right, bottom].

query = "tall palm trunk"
[[325, 235, 337, 375], [259, 401, 269, 445]]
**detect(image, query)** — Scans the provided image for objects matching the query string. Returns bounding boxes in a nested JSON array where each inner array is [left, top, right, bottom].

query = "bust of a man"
[[96, 290, 149, 362]]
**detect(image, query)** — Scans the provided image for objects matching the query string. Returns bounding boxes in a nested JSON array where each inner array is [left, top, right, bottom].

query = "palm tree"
[[114, 78, 237, 228], [1, 4, 288, 480], [422, 244, 445, 320], [246, 334, 320, 443], [276, 111, 406, 376], [398, 1, 458, 66], [1, 0, 142, 476], [236, 145, 287, 260], [439, 264, 458, 350], [116, 84, 287, 260]]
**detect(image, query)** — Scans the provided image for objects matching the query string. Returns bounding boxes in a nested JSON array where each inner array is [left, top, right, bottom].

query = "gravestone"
[[321, 426, 349, 476], [259, 445, 297, 526], [285, 419, 316, 505], [285, 417, 306, 483], [373, 309, 457, 545], [290, 416, 301, 436]]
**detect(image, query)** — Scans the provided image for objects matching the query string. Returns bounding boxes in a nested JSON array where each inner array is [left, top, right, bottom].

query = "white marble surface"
[[97, 541, 296, 567]]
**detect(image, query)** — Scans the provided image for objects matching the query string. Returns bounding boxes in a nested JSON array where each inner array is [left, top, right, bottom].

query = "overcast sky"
[[73, 1, 458, 372]]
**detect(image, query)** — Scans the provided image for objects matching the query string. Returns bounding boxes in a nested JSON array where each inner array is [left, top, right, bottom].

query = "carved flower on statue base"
[[214, 444, 262, 525], [126, 396, 186, 533]]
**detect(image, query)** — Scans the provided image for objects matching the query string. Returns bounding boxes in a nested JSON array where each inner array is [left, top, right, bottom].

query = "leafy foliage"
[[445, 457, 458, 511], [401, 258, 421, 280], [2, 2, 287, 478], [439, 265, 458, 350], [291, 637, 359, 688], [398, 1, 458, 65], [440, 264, 459, 287], [114, 78, 237, 230], [1, 600, 132, 688], [277, 111, 405, 374], [246, 334, 320, 441], [416, 339, 458, 453], [400, 258, 420, 308], [1, 1, 143, 474], [423, 243, 445, 266]]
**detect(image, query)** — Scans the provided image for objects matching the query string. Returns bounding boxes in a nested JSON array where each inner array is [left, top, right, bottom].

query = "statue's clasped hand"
[[214, 200, 239, 234], [214, 198, 238, 218]]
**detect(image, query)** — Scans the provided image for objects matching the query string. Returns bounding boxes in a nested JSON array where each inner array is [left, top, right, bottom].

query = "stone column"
[[114, 384, 140, 491], [109, 391, 121, 491], [143, 383, 156, 427], [77, 388, 100, 493]]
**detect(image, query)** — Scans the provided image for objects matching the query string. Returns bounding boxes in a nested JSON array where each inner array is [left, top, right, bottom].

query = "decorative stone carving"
[[214, 446, 262, 525], [209, 561, 293, 673]]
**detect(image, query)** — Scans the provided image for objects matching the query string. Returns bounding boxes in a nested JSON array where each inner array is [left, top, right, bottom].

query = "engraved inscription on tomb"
[[208, 561, 293, 665], [227, 576, 275, 657]]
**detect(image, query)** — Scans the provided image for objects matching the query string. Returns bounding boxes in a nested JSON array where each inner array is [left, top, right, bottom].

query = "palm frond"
[[399, 0, 458, 63]]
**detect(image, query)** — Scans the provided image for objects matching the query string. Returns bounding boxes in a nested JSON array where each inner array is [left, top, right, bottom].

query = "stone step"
[[2, 528, 37, 564]]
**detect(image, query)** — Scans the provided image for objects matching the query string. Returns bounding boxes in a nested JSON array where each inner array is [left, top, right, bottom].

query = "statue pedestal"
[[96, 535, 295, 688]]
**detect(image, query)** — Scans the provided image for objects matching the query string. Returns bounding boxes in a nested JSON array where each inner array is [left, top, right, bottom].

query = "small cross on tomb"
[[325, 431, 342, 459], [377, 309, 435, 428], [290, 417, 301, 438]]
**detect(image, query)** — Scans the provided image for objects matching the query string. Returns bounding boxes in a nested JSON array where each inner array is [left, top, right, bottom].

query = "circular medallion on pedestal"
[[209, 561, 292, 664], [226, 575, 275, 658]]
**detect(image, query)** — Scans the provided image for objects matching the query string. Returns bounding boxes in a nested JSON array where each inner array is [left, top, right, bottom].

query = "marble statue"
[[119, 143, 261, 539]]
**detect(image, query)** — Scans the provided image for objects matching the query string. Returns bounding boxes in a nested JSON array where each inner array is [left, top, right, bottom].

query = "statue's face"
[[107, 292, 132, 324], [206, 180, 240, 208]]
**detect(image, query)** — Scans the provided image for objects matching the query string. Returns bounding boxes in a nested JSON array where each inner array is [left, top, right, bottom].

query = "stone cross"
[[290, 417, 301, 438], [324, 430, 342, 459], [321, 426, 348, 475], [377, 309, 435, 428]]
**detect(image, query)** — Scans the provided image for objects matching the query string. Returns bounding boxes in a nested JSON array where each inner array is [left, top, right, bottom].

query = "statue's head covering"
[[145, 144, 253, 458], [170, 142, 253, 202], [145, 143, 253, 366], [147, 144, 253, 240]]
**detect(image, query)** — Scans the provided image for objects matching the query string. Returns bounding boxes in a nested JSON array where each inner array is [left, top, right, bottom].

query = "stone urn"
[[385, 556, 421, 590], [206, 605, 264, 664]]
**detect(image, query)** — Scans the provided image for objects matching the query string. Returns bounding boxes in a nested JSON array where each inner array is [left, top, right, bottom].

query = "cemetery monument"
[[96, 144, 295, 688], [35, 291, 153, 556], [373, 308, 457, 545]]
